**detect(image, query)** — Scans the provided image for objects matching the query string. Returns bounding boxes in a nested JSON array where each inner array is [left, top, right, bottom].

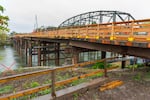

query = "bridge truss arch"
[[59, 10, 135, 28]]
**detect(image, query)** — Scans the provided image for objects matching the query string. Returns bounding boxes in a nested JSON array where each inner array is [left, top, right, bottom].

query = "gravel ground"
[[70, 67, 150, 100]]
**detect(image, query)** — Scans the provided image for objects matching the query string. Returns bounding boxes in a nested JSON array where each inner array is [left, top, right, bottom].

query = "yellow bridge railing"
[[14, 19, 150, 43]]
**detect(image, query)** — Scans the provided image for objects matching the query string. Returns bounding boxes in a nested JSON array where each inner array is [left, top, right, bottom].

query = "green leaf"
[[0, 5, 4, 12]]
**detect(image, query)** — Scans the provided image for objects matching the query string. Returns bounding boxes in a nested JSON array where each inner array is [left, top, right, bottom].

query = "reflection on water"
[[0, 46, 24, 72]]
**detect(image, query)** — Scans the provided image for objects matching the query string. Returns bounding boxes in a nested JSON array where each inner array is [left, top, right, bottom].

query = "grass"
[[0, 85, 13, 94], [30, 82, 40, 88], [133, 73, 141, 81], [143, 71, 150, 80]]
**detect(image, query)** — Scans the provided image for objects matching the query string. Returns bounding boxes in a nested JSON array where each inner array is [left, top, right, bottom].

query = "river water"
[[0, 46, 144, 72], [0, 46, 25, 72], [0, 46, 107, 72]]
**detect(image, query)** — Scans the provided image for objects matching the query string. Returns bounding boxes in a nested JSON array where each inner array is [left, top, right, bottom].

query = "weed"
[[39, 89, 51, 95], [73, 93, 79, 100], [30, 82, 40, 88], [0, 85, 13, 94], [71, 78, 86, 86], [127, 64, 138, 72], [133, 73, 141, 81], [92, 62, 111, 69], [88, 73, 103, 79]]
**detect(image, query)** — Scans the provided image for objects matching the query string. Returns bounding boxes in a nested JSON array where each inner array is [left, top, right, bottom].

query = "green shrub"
[[92, 62, 111, 69], [30, 82, 40, 88]]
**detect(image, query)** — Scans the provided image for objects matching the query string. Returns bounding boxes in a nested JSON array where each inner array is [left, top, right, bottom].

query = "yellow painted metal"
[[128, 37, 134, 42]]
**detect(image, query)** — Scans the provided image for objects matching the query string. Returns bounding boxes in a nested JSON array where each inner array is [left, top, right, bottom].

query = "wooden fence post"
[[51, 68, 56, 98], [104, 59, 108, 77]]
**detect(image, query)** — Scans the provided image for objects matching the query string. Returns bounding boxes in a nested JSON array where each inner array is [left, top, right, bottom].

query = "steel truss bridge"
[[14, 10, 150, 59], [5, 10, 150, 100]]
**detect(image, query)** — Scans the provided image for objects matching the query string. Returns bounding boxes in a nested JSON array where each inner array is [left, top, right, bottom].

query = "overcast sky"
[[0, 0, 150, 33]]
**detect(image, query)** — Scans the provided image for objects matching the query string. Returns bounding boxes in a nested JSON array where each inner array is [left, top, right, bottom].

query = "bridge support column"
[[19, 39, 23, 58], [43, 42, 47, 66], [101, 51, 107, 77], [28, 39, 32, 67], [72, 47, 79, 64], [101, 51, 106, 59], [121, 54, 126, 69], [17, 39, 20, 54], [25, 40, 28, 66], [55, 43, 60, 66], [38, 41, 41, 66]]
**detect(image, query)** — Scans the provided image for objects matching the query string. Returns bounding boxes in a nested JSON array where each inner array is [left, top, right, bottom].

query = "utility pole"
[[35, 15, 38, 31]]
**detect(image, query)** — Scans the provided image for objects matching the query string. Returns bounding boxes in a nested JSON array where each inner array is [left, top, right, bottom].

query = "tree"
[[0, 5, 9, 32], [0, 5, 9, 45], [0, 30, 8, 45]]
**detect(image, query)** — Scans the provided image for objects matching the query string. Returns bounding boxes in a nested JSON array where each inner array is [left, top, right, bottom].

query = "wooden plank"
[[100, 80, 123, 91], [33, 78, 106, 100], [0, 69, 53, 83], [0, 84, 51, 100]]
